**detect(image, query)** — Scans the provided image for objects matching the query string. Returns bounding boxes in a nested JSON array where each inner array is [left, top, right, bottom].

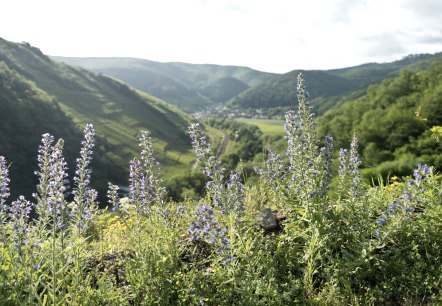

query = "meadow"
[[0, 74, 441, 305], [235, 118, 285, 136]]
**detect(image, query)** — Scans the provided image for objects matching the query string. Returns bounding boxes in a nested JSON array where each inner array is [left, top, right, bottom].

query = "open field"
[[235, 118, 285, 136]]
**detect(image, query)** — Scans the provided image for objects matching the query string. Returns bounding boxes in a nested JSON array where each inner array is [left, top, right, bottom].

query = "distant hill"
[[51, 56, 277, 112], [198, 77, 249, 103], [228, 52, 442, 114], [0, 38, 193, 199]]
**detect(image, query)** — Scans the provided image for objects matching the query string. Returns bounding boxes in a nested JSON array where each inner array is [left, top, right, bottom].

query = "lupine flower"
[[71, 124, 96, 234], [349, 134, 362, 178], [188, 123, 212, 163], [284, 73, 324, 204], [9, 196, 34, 256], [138, 131, 166, 206], [34, 137, 69, 232], [107, 183, 120, 211], [188, 203, 231, 253], [50, 139, 69, 230], [374, 229, 382, 240], [401, 164, 431, 211], [188, 124, 228, 213], [34, 133, 55, 222], [374, 164, 432, 239], [255, 151, 289, 203], [338, 148, 349, 180], [224, 171, 245, 216], [0, 156, 10, 227], [128, 131, 166, 215], [189, 124, 224, 184], [319, 135, 334, 196], [376, 215, 387, 225], [129, 158, 149, 214], [412, 163, 431, 190], [264, 152, 285, 182], [338, 134, 362, 199], [73, 124, 95, 191], [176, 205, 186, 217]]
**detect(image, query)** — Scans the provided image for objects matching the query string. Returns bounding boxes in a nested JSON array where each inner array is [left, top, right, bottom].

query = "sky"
[[1, 0, 442, 73]]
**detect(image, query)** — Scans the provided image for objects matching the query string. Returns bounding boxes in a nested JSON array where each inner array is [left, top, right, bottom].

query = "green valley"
[[51, 56, 277, 112], [0, 38, 195, 200]]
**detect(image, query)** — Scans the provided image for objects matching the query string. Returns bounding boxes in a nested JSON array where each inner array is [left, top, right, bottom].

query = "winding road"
[[216, 132, 229, 157]]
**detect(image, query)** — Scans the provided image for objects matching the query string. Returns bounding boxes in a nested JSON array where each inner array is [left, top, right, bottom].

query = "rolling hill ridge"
[[51, 56, 277, 112], [228, 52, 442, 115]]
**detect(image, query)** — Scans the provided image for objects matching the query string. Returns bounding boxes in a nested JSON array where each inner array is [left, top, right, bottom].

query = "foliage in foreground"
[[0, 74, 441, 305]]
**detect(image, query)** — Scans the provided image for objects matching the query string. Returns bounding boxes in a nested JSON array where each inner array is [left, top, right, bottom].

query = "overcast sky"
[[1, 0, 441, 73]]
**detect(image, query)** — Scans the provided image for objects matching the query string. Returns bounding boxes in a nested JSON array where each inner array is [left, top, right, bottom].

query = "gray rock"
[[255, 208, 278, 230]]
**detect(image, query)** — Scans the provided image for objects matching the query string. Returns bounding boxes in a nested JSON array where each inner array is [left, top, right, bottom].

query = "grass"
[[235, 118, 285, 136]]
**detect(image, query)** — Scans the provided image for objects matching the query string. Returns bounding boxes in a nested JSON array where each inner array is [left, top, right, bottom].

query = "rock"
[[255, 208, 278, 230]]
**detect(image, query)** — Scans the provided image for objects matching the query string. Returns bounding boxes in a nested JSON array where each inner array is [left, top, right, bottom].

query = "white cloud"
[[0, 0, 441, 73]]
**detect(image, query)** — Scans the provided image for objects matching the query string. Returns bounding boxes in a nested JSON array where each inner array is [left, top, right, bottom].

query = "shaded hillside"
[[318, 62, 442, 177], [0, 38, 193, 199], [230, 70, 357, 110], [198, 77, 249, 103], [52, 56, 277, 112], [229, 52, 442, 114], [0, 61, 83, 197]]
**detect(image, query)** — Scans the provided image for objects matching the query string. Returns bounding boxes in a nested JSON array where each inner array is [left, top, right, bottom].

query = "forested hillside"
[[229, 52, 442, 115], [318, 63, 442, 178], [0, 38, 193, 199], [52, 57, 277, 112]]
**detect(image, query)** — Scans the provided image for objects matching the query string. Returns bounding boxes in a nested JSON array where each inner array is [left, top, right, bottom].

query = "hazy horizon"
[[1, 0, 442, 73]]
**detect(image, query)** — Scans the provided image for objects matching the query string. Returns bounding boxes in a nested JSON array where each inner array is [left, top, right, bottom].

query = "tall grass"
[[0, 73, 440, 305]]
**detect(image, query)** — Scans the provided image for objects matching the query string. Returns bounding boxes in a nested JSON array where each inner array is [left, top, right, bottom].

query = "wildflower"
[[412, 163, 432, 191], [188, 123, 231, 213], [129, 158, 149, 214], [225, 171, 245, 216], [374, 229, 382, 240], [0, 156, 10, 227], [283, 73, 332, 206], [107, 183, 120, 211], [34, 133, 55, 222], [176, 205, 186, 217], [374, 164, 432, 236], [128, 131, 166, 214], [138, 131, 166, 205], [188, 123, 212, 163], [376, 215, 387, 225], [338, 134, 362, 199], [319, 135, 334, 196], [71, 124, 96, 234], [338, 149, 348, 179], [45, 139, 68, 229], [9, 196, 34, 256], [73, 123, 95, 191], [263, 152, 285, 182], [188, 203, 231, 252]]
